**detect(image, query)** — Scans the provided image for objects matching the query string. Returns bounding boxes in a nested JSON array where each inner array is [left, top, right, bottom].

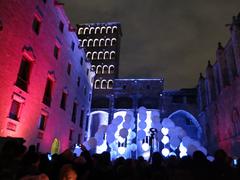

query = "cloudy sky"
[[60, 0, 240, 89]]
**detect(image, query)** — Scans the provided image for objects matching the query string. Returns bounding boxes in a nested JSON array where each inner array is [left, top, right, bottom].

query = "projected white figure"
[[80, 107, 207, 161]]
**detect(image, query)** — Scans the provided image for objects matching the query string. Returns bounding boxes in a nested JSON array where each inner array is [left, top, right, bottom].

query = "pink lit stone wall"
[[0, 0, 94, 153]]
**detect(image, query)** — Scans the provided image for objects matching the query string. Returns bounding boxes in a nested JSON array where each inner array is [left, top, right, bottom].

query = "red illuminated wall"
[[198, 14, 240, 156], [0, 0, 94, 153]]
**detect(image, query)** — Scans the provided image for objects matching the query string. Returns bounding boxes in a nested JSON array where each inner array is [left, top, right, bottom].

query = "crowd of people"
[[0, 138, 239, 180]]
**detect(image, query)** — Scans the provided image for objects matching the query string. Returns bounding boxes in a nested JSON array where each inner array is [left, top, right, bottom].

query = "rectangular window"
[[39, 114, 47, 130], [16, 57, 31, 92], [71, 102, 77, 123], [9, 100, 21, 121], [32, 16, 41, 35], [77, 77, 80, 87], [71, 41, 75, 51], [69, 129, 73, 141], [54, 45, 60, 59], [59, 21, 64, 33], [85, 115, 89, 131], [79, 109, 84, 128], [60, 92, 67, 110], [67, 63, 71, 75], [42, 79, 52, 107], [80, 57, 83, 65], [77, 134, 81, 144]]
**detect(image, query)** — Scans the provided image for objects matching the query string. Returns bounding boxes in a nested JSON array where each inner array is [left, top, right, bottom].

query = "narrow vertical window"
[[43, 78, 53, 107], [39, 114, 47, 130], [71, 41, 75, 51], [9, 100, 21, 121], [67, 63, 71, 75], [16, 57, 32, 92], [77, 77, 80, 87], [77, 134, 81, 144], [59, 21, 64, 33], [71, 102, 77, 123], [85, 114, 89, 131], [80, 57, 83, 65], [32, 16, 41, 35], [54, 45, 60, 59], [60, 92, 67, 110], [79, 109, 84, 128]]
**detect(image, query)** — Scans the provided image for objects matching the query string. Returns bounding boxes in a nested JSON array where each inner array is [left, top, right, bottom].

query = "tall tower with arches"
[[77, 22, 122, 98]]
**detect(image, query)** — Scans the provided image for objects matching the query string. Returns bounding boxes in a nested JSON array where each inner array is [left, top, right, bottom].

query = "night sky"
[[60, 0, 240, 89]]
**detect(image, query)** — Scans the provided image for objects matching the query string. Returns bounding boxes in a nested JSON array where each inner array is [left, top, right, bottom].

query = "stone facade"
[[0, 0, 94, 153], [198, 13, 240, 156]]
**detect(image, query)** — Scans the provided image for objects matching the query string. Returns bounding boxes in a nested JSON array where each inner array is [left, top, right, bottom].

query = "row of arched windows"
[[80, 38, 117, 47], [78, 26, 118, 35], [86, 51, 115, 60], [92, 65, 114, 74], [94, 79, 113, 89]]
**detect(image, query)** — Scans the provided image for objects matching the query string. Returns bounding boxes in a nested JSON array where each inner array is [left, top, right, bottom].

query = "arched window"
[[107, 80, 113, 89], [102, 65, 108, 74], [95, 27, 100, 34], [106, 26, 111, 34], [110, 51, 115, 59], [111, 38, 117, 46], [96, 65, 102, 74], [92, 51, 97, 60], [105, 38, 111, 46], [86, 52, 91, 59], [78, 28, 84, 35], [94, 80, 100, 89], [101, 79, 107, 89], [78, 40, 82, 47], [87, 39, 93, 47], [93, 39, 99, 47], [112, 26, 118, 33], [91, 65, 96, 72], [82, 39, 87, 47], [89, 27, 94, 34], [104, 51, 110, 59], [84, 27, 89, 34], [98, 51, 103, 59], [99, 38, 105, 46], [109, 65, 114, 74], [100, 27, 106, 34]]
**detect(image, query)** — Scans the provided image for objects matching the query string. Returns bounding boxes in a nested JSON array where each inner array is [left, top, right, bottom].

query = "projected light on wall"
[[82, 107, 206, 160]]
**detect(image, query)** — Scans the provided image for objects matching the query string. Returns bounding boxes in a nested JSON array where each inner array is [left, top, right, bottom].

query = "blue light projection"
[[78, 107, 207, 160]]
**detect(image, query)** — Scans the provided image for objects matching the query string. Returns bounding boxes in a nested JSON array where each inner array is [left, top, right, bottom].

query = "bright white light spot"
[[179, 142, 187, 153], [161, 135, 169, 145], [118, 147, 126, 155], [207, 156, 214, 162], [161, 148, 170, 157], [142, 143, 150, 151], [180, 151, 187, 158], [142, 151, 150, 160], [96, 141, 108, 154], [161, 127, 169, 135], [169, 152, 177, 157], [117, 136, 125, 143]]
